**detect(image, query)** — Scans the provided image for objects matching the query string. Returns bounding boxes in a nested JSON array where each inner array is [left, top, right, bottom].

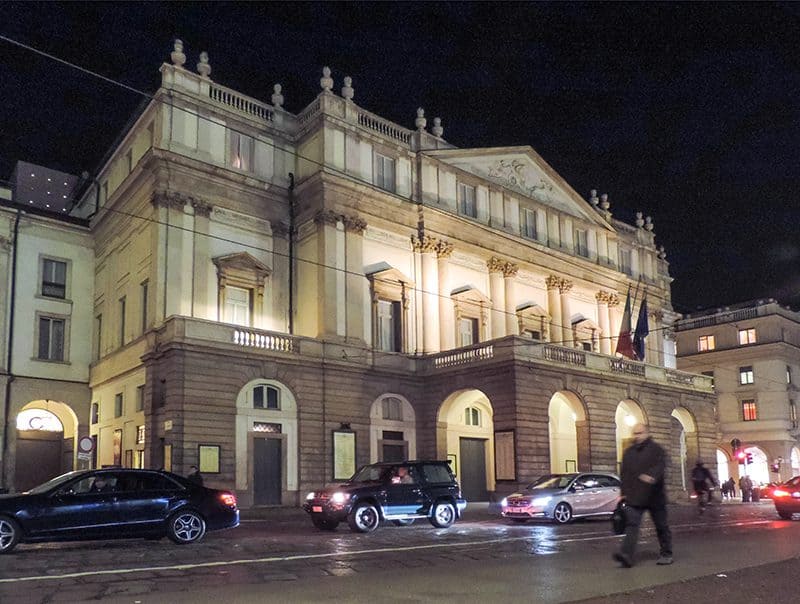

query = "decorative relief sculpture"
[[487, 159, 554, 200]]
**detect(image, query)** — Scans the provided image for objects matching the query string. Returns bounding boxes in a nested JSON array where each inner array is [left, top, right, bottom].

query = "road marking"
[[0, 517, 778, 584]]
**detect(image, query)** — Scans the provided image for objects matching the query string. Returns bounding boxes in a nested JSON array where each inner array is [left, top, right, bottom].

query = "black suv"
[[303, 460, 467, 533]]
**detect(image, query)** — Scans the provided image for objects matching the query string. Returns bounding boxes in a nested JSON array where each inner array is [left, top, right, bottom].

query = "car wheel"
[[348, 503, 380, 533], [391, 518, 416, 527], [0, 516, 20, 554], [552, 502, 573, 524], [778, 511, 793, 520], [167, 509, 207, 544], [312, 516, 339, 531], [429, 501, 456, 528]]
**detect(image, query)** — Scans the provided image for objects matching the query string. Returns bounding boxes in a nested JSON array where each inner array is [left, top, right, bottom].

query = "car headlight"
[[331, 492, 350, 504], [500, 498, 508, 507], [531, 496, 552, 506], [306, 492, 315, 500]]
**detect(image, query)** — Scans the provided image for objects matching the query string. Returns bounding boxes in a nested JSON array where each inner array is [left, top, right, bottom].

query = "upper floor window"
[[377, 299, 402, 352], [382, 396, 403, 421], [742, 399, 758, 421], [114, 393, 124, 418], [619, 248, 633, 276], [791, 401, 797, 428], [136, 384, 145, 412], [91, 402, 99, 424], [458, 183, 477, 218], [574, 229, 589, 257], [229, 131, 254, 172], [698, 335, 716, 352], [124, 149, 133, 174], [459, 317, 479, 347], [788, 366, 793, 384], [42, 259, 67, 299], [374, 153, 396, 192], [739, 366, 754, 385], [37, 316, 65, 361], [141, 280, 149, 334], [136, 424, 146, 445], [224, 286, 250, 326], [465, 407, 481, 426], [738, 328, 757, 345], [253, 384, 280, 410], [701, 370, 715, 389], [119, 296, 127, 346], [521, 208, 537, 239]]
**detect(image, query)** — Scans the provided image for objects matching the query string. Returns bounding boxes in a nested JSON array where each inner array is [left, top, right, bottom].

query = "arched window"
[[253, 384, 280, 410]]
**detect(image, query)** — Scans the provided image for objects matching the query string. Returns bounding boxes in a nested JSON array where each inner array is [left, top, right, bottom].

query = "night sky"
[[2, 2, 798, 313]]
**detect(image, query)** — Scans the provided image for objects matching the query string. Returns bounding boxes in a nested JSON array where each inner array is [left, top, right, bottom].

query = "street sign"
[[77, 452, 91, 461], [78, 436, 94, 453]]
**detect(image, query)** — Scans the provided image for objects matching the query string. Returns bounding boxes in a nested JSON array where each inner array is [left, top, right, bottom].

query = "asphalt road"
[[1, 500, 798, 603]]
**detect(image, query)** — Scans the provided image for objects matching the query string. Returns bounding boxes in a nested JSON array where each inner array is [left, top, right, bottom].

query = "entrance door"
[[16, 430, 63, 491], [459, 437, 488, 501], [253, 437, 282, 505]]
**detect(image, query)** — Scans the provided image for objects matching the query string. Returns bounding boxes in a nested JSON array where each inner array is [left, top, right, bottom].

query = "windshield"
[[26, 471, 85, 494], [527, 474, 576, 490], [348, 464, 391, 484]]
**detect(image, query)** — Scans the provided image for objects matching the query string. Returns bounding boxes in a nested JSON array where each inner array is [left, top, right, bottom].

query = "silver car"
[[500, 472, 621, 524]]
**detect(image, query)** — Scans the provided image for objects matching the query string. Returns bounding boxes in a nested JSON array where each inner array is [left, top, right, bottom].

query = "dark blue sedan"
[[0, 468, 239, 553]]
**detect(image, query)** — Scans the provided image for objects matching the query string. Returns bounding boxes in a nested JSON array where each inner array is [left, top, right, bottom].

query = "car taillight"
[[220, 492, 237, 507], [773, 489, 790, 498]]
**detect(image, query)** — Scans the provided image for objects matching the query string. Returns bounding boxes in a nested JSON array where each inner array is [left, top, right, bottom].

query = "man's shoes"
[[613, 552, 633, 568], [656, 555, 673, 565]]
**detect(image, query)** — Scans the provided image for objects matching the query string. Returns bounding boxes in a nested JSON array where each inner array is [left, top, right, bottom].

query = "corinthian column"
[[595, 290, 611, 355], [487, 257, 506, 339], [608, 294, 621, 353], [560, 279, 574, 347], [413, 234, 440, 353], [504, 262, 519, 336], [437, 240, 455, 351], [546, 275, 562, 345]]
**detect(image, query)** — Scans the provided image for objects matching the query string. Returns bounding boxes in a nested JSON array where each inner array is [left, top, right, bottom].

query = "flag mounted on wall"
[[633, 294, 649, 362], [615, 288, 635, 359]]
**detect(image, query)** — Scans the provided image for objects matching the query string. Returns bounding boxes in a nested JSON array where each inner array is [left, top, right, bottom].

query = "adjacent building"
[[675, 299, 800, 485], [0, 40, 715, 504]]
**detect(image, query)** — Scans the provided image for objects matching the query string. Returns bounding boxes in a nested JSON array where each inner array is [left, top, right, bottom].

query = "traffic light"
[[736, 450, 746, 463], [746, 452, 753, 464], [771, 462, 780, 473]]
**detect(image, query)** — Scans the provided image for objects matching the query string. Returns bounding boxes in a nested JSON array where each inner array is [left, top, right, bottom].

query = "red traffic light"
[[736, 450, 746, 460]]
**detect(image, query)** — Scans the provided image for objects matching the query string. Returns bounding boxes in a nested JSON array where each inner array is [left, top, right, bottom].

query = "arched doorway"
[[548, 391, 587, 473], [716, 448, 730, 483], [792, 447, 800, 476], [615, 400, 646, 473], [15, 400, 78, 491], [369, 394, 416, 463], [670, 406, 698, 491], [740, 446, 769, 486], [235, 379, 298, 507], [437, 389, 494, 501]]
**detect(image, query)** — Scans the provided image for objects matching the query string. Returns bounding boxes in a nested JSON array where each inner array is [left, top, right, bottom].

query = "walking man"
[[613, 423, 673, 567]]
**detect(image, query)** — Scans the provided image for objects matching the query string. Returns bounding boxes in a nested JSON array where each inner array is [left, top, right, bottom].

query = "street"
[[1, 501, 798, 603]]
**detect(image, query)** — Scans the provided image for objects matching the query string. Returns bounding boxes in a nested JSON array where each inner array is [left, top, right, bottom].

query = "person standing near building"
[[187, 465, 204, 486], [613, 423, 673, 567]]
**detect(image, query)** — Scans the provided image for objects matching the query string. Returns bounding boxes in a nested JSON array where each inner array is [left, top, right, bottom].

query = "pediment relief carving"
[[451, 285, 492, 307], [213, 252, 271, 280]]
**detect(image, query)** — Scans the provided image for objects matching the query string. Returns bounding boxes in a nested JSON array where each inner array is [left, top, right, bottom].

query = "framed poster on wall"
[[494, 430, 516, 480], [113, 429, 122, 466], [199, 444, 220, 473], [333, 430, 356, 481]]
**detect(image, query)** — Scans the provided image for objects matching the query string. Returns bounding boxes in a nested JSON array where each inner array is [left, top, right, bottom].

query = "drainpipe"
[[1, 208, 21, 490], [288, 172, 295, 335]]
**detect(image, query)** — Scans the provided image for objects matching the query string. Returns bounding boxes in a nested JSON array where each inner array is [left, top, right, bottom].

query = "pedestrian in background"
[[613, 423, 673, 568], [187, 465, 204, 486]]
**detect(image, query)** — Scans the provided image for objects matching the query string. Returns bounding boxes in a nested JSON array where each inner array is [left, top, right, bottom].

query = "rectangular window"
[[523, 329, 541, 340], [458, 183, 477, 218], [229, 131, 253, 171], [521, 208, 537, 239], [114, 393, 124, 418], [119, 296, 126, 346], [738, 328, 757, 345], [253, 385, 280, 410], [619, 248, 632, 276], [224, 286, 250, 326], [791, 401, 797, 428], [382, 397, 403, 421], [374, 153, 396, 192], [739, 366, 754, 385], [574, 229, 589, 257], [698, 335, 716, 352], [125, 149, 133, 174], [377, 299, 402, 352], [742, 400, 758, 421], [701, 370, 715, 389], [37, 316, 65, 361], [465, 407, 481, 426], [95, 314, 103, 360], [91, 402, 99, 424], [136, 384, 145, 412], [42, 259, 67, 299], [459, 317, 479, 347], [787, 366, 792, 384], [141, 280, 149, 333], [136, 425, 145, 445]]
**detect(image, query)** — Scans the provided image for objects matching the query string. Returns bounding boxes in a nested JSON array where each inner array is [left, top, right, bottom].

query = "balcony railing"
[[209, 83, 274, 123], [432, 344, 494, 368], [356, 108, 412, 144], [234, 329, 294, 352]]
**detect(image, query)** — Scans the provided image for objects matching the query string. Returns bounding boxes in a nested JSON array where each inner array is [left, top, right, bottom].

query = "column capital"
[[487, 257, 506, 274], [545, 275, 561, 290], [314, 209, 341, 227], [191, 199, 213, 217], [0, 235, 10, 251], [650, 309, 664, 322], [559, 279, 573, 294], [595, 290, 612, 304], [271, 222, 291, 238], [435, 240, 454, 258], [411, 234, 438, 253], [502, 262, 519, 278], [152, 190, 190, 210], [607, 294, 620, 307], [343, 215, 367, 233]]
